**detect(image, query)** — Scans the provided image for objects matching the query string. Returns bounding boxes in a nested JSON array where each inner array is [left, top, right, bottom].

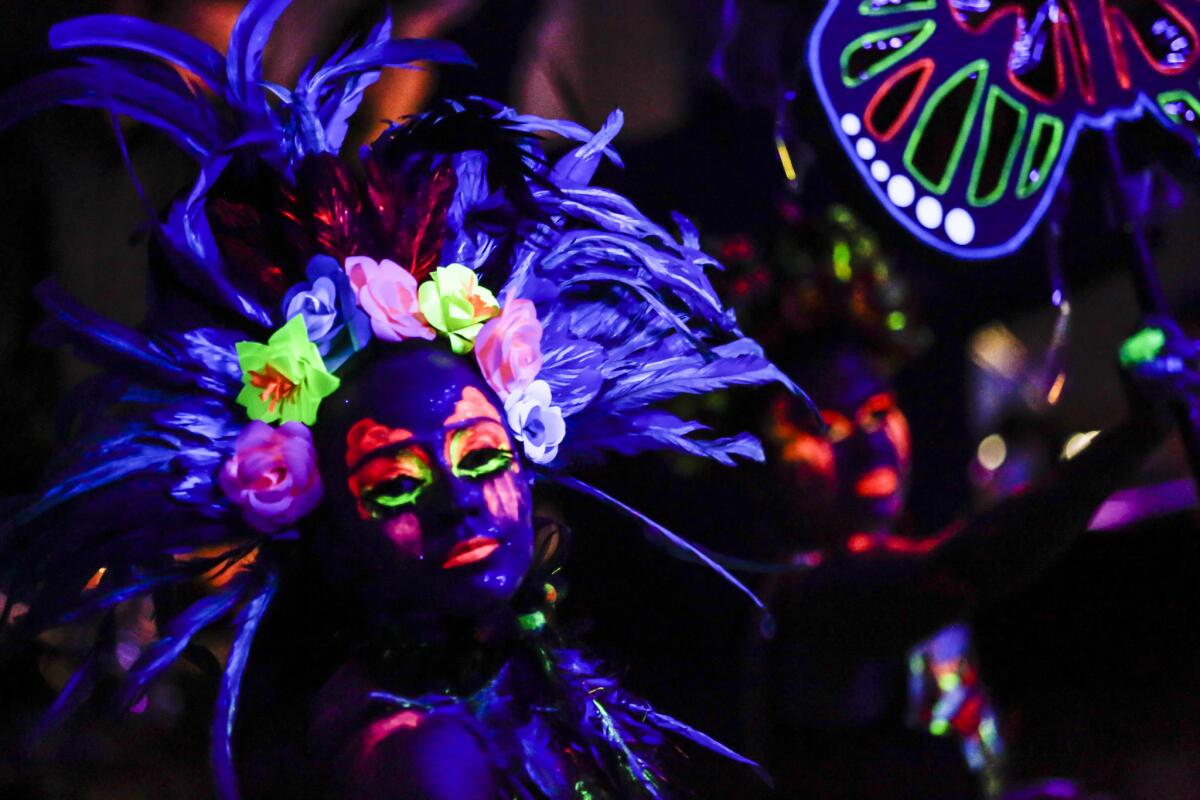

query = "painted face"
[[315, 343, 534, 620], [768, 344, 911, 540]]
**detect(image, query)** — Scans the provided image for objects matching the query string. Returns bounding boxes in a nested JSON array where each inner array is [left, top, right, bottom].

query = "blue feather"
[[603, 341, 794, 409], [58, 574, 181, 625], [569, 410, 765, 465], [305, 38, 472, 97], [538, 340, 605, 417], [14, 434, 178, 526], [28, 654, 100, 745], [549, 476, 764, 610], [226, 0, 291, 106], [213, 573, 277, 800], [590, 697, 662, 797], [0, 65, 220, 157], [118, 583, 246, 712], [314, 13, 393, 152], [626, 704, 771, 785], [548, 109, 624, 187], [49, 15, 226, 88], [35, 282, 196, 387]]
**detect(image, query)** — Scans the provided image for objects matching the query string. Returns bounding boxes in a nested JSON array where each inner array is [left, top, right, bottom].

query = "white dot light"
[[944, 208, 976, 245], [916, 196, 943, 229], [856, 137, 877, 160], [977, 434, 1007, 471], [841, 113, 862, 136], [887, 174, 915, 207], [870, 160, 891, 182]]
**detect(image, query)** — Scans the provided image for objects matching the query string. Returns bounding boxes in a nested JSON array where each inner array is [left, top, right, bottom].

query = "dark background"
[[2, 2, 1199, 798]]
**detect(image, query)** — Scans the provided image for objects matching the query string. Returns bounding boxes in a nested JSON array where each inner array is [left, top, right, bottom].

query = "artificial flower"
[[475, 297, 543, 399], [344, 255, 436, 342], [283, 254, 372, 370], [504, 379, 566, 465], [219, 421, 323, 533], [236, 315, 341, 425], [417, 263, 500, 354]]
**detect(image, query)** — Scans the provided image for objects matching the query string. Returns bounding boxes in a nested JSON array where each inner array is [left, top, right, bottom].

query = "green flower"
[[1119, 326, 1166, 368], [236, 315, 341, 425], [417, 263, 500, 354]]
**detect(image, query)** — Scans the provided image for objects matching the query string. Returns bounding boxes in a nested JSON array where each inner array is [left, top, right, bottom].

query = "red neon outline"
[[865, 57, 935, 141], [947, 0, 1095, 106], [1059, 0, 1096, 105], [1102, 0, 1199, 89]]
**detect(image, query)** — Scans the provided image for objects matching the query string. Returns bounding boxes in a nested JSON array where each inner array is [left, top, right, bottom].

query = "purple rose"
[[219, 421, 323, 533], [282, 255, 371, 370]]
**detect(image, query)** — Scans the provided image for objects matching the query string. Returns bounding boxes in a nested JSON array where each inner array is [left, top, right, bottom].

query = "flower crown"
[[238, 256, 562, 461]]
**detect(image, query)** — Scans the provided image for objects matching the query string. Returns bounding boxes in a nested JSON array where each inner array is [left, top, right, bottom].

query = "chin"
[[426, 565, 528, 617]]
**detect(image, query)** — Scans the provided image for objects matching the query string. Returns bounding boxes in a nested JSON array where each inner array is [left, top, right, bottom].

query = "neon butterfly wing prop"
[[809, 0, 1200, 259]]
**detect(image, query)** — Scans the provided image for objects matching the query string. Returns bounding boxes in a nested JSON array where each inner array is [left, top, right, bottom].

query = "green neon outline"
[[371, 487, 424, 509], [858, 0, 937, 15], [454, 449, 514, 480], [1015, 113, 1065, 200], [903, 59, 989, 195], [839, 20, 936, 88], [968, 85, 1028, 207], [1157, 90, 1200, 142]]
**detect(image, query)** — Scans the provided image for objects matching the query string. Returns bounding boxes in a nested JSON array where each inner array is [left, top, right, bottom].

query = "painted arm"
[[780, 331, 1178, 659]]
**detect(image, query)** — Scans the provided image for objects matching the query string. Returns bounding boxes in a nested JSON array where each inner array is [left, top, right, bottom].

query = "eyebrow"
[[445, 416, 507, 433], [857, 393, 895, 415], [348, 419, 509, 473]]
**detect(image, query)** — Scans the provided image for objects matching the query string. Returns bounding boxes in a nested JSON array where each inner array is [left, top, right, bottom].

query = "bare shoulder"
[[310, 662, 496, 800], [342, 710, 496, 800]]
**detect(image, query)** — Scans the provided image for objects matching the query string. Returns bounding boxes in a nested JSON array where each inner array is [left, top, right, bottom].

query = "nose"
[[843, 425, 896, 467], [425, 467, 486, 527]]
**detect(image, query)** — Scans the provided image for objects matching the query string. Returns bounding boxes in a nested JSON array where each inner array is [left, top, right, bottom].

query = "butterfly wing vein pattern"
[[811, 0, 1200, 257]]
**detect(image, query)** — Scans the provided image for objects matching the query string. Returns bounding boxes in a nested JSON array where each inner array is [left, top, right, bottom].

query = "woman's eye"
[[455, 448, 513, 479], [364, 477, 425, 514]]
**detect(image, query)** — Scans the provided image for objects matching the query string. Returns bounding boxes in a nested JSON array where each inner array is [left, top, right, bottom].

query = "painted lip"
[[855, 467, 899, 498], [442, 536, 500, 569]]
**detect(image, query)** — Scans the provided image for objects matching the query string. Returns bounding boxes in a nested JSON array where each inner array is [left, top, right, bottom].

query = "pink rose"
[[474, 298, 543, 399], [344, 256, 435, 342], [219, 421, 323, 533]]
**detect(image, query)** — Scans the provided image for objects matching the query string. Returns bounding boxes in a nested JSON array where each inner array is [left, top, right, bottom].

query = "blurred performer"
[[720, 201, 1180, 799]]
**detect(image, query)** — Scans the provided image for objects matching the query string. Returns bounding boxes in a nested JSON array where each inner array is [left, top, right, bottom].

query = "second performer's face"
[[768, 345, 911, 540]]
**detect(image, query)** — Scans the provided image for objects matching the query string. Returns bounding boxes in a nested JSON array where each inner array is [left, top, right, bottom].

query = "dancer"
[[0, 3, 794, 797]]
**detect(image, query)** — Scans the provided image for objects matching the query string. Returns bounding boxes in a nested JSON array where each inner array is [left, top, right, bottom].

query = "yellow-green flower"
[[236, 315, 341, 425], [417, 263, 500, 354]]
